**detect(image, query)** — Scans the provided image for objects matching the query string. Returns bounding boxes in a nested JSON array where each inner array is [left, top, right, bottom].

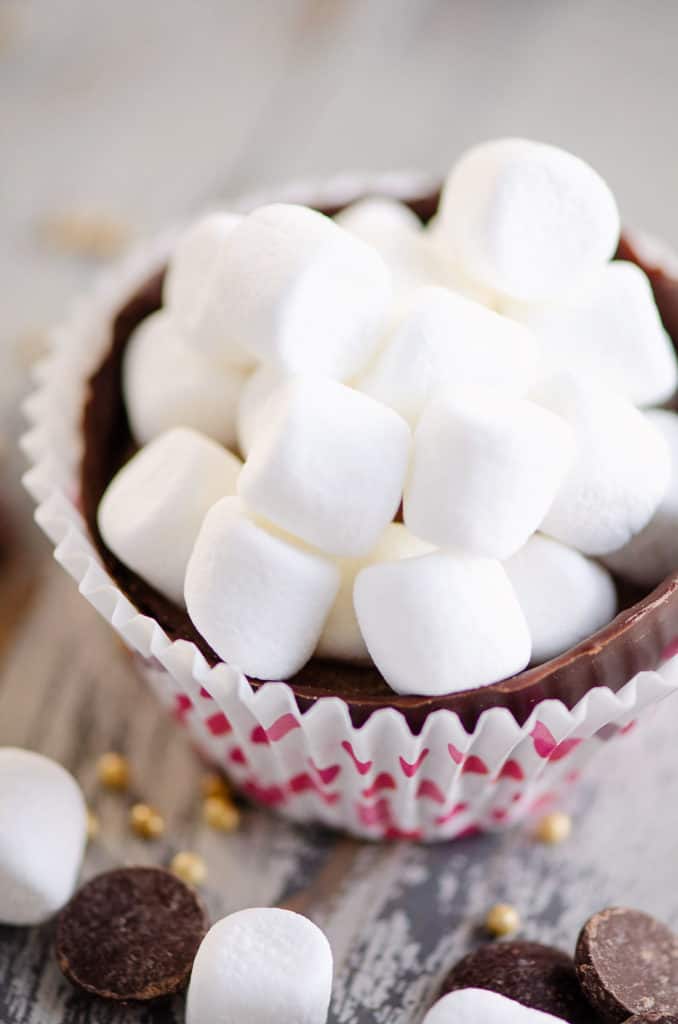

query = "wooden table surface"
[[2, 3, 678, 1022]]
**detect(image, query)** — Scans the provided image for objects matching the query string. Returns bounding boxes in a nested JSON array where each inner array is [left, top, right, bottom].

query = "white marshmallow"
[[210, 203, 392, 379], [603, 409, 678, 586], [316, 523, 434, 662], [236, 364, 285, 458], [0, 748, 87, 925], [505, 534, 618, 663], [438, 138, 620, 303], [164, 212, 253, 368], [239, 377, 411, 557], [98, 427, 242, 606], [510, 261, 678, 407], [404, 395, 575, 558], [186, 908, 333, 1024], [185, 497, 340, 679], [354, 551, 531, 695], [423, 989, 563, 1024], [123, 310, 247, 449], [534, 374, 671, 555], [357, 286, 539, 426]]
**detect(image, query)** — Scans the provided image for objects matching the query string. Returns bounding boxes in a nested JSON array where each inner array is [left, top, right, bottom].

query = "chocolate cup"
[[80, 188, 678, 734]]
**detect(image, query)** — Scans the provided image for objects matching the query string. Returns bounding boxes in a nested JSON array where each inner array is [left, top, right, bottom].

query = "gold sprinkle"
[[201, 772, 231, 800], [130, 803, 165, 840], [38, 208, 133, 259], [96, 752, 130, 791], [86, 810, 100, 842], [203, 795, 240, 833], [535, 811, 572, 845], [15, 328, 49, 368], [485, 903, 521, 938], [170, 851, 207, 888]]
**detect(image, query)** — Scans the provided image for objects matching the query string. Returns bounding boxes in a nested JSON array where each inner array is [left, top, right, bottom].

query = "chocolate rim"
[[80, 188, 678, 734]]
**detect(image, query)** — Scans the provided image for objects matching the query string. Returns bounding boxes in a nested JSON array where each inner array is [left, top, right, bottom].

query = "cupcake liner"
[[22, 172, 678, 841]]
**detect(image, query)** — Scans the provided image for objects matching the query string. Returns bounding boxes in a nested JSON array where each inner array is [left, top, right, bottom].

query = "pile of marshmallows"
[[100, 138, 678, 698]]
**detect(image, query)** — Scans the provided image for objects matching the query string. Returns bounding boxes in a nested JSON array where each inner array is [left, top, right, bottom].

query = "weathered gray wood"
[[4, 2, 678, 1021]]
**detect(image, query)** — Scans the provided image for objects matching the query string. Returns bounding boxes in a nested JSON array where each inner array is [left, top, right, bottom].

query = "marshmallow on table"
[[236, 364, 285, 458], [185, 497, 340, 679], [354, 551, 531, 696], [533, 373, 671, 556], [357, 286, 539, 426], [98, 427, 242, 606], [437, 138, 620, 303], [186, 908, 333, 1024], [404, 394, 575, 559], [123, 310, 247, 449], [239, 377, 411, 557], [0, 748, 87, 925], [316, 523, 434, 662], [206, 203, 392, 380], [603, 409, 678, 586], [505, 534, 618, 663], [509, 261, 678, 407], [163, 212, 253, 368], [423, 989, 563, 1024]]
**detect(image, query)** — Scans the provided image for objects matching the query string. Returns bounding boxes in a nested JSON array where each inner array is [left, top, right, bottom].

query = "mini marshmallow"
[[437, 138, 620, 302], [505, 534, 618, 663], [186, 908, 333, 1024], [534, 374, 671, 555], [603, 409, 678, 586], [510, 261, 678, 407], [98, 427, 242, 605], [0, 748, 87, 925], [239, 377, 411, 557], [357, 287, 539, 425], [209, 203, 391, 379], [164, 212, 253, 368], [423, 989, 563, 1024], [184, 497, 340, 679], [354, 551, 531, 695], [316, 523, 434, 662], [123, 310, 248, 448], [404, 395, 575, 558], [236, 364, 285, 458]]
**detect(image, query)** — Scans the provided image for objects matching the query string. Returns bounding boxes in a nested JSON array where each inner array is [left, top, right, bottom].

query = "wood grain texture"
[[3, 1, 678, 1021]]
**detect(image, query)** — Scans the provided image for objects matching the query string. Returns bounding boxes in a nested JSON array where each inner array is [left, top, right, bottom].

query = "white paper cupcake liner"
[[22, 173, 678, 841]]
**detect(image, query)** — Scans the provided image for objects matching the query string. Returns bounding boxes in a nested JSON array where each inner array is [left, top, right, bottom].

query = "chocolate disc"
[[440, 940, 593, 1023], [575, 907, 678, 1022], [56, 866, 208, 1002]]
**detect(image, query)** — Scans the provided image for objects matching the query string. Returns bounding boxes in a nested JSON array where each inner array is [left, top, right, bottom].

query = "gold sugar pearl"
[[170, 851, 207, 888], [485, 903, 521, 938], [86, 810, 100, 842], [96, 752, 130, 791], [38, 208, 132, 259], [535, 811, 572, 845], [201, 772, 231, 800], [130, 803, 165, 840], [203, 795, 240, 833]]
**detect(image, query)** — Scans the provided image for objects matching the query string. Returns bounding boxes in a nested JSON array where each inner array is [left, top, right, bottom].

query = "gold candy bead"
[[201, 772, 230, 800], [485, 903, 521, 938], [535, 811, 572, 845], [96, 752, 130, 791], [130, 803, 165, 840], [86, 810, 100, 842], [203, 795, 240, 833], [170, 851, 207, 888]]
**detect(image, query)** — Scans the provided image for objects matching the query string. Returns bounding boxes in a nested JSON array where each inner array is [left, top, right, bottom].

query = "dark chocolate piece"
[[56, 866, 208, 1002], [79, 186, 678, 734], [441, 940, 593, 1023], [624, 1015, 678, 1023], [575, 907, 678, 1022]]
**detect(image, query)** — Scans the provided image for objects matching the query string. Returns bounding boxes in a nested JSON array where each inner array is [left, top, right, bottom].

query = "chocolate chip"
[[440, 940, 594, 1023], [575, 907, 678, 1023], [56, 866, 208, 1002]]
